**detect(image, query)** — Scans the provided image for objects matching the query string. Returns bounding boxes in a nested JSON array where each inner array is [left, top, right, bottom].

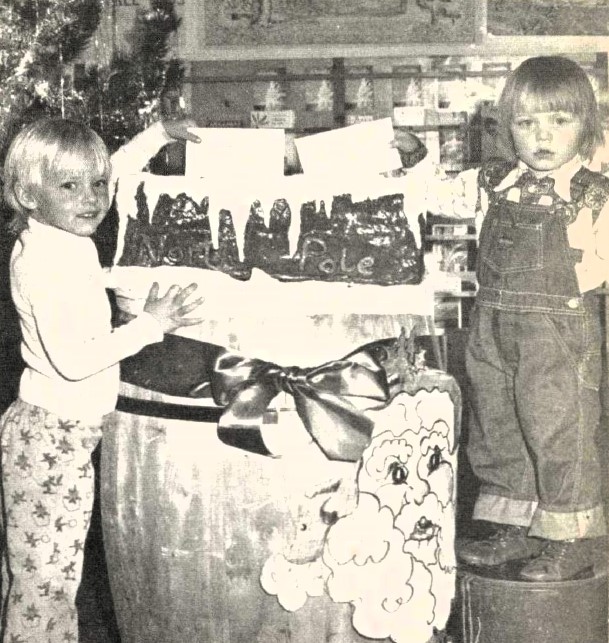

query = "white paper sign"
[[295, 118, 402, 178], [185, 127, 285, 180]]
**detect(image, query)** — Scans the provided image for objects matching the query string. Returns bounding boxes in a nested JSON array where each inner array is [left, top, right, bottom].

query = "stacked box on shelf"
[[190, 60, 262, 127], [288, 59, 335, 131]]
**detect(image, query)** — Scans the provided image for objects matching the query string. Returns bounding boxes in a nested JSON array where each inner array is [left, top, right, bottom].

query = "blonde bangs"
[[44, 130, 110, 180], [50, 145, 110, 179], [512, 82, 585, 118]]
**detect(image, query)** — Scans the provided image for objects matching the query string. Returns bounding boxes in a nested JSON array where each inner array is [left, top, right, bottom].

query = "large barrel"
[[101, 387, 364, 642], [100, 314, 460, 642]]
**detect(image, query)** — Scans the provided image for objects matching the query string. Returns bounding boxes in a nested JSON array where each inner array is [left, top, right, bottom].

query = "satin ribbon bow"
[[201, 348, 390, 462]]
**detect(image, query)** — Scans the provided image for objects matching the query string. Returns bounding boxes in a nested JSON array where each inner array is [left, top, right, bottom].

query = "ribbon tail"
[[218, 382, 281, 427], [215, 381, 281, 456], [216, 426, 272, 457]]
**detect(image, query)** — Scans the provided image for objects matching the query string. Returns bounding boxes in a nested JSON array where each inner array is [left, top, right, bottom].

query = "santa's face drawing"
[[261, 389, 458, 643], [357, 390, 456, 571]]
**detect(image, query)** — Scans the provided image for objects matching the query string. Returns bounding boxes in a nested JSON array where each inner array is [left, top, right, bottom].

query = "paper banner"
[[295, 118, 402, 178]]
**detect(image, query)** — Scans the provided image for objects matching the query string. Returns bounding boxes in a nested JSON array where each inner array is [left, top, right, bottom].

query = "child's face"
[[27, 161, 110, 237], [510, 109, 584, 173]]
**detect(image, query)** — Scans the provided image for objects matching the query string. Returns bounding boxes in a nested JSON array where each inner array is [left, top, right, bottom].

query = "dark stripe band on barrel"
[[116, 395, 223, 423], [114, 394, 272, 456]]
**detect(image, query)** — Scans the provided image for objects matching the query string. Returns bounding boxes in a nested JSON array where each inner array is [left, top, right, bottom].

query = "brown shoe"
[[458, 524, 545, 567], [519, 537, 606, 582]]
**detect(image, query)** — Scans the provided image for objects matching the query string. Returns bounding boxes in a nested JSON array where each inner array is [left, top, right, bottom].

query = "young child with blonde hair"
[[0, 117, 204, 641], [406, 55, 608, 581]]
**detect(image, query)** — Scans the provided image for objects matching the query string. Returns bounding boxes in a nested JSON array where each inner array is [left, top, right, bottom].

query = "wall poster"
[[487, 0, 609, 36], [186, 0, 478, 50]]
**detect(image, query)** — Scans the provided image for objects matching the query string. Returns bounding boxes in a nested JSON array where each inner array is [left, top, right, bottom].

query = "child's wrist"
[[398, 136, 427, 168], [157, 121, 175, 144], [136, 310, 165, 343]]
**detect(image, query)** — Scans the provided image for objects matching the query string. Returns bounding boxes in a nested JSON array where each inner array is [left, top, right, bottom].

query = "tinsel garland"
[[83, 0, 184, 152], [0, 0, 100, 157], [0, 0, 183, 160]]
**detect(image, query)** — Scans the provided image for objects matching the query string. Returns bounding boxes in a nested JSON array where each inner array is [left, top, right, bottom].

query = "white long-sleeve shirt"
[[407, 155, 609, 293], [11, 123, 172, 422]]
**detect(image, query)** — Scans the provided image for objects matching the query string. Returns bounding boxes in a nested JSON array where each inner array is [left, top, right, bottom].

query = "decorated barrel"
[[101, 166, 459, 641], [100, 317, 462, 643]]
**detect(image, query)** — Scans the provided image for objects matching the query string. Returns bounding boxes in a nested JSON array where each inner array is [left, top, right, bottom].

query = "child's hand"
[[391, 131, 423, 154], [162, 118, 201, 144], [390, 132, 427, 170], [143, 282, 204, 333]]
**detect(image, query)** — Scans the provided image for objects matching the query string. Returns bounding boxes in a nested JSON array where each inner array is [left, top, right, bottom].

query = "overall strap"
[[478, 160, 518, 207], [569, 166, 609, 225]]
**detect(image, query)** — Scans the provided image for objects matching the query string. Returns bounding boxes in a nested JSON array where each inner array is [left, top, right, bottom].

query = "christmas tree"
[[80, 0, 184, 153], [264, 80, 286, 110], [0, 0, 184, 261], [0, 0, 101, 159], [403, 78, 423, 107], [0, 0, 183, 158], [355, 78, 374, 110], [315, 80, 334, 112]]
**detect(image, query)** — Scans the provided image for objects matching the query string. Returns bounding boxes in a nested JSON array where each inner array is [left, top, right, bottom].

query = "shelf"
[[435, 291, 478, 298], [185, 69, 513, 84], [458, 271, 477, 281], [180, 37, 609, 62], [427, 234, 478, 242]]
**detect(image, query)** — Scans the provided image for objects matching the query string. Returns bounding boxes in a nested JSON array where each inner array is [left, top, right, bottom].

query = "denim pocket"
[[542, 312, 602, 390], [580, 300, 603, 390], [579, 350, 602, 390], [482, 220, 543, 274]]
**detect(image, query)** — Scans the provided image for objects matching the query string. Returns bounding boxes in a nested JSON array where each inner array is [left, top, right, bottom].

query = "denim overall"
[[466, 163, 607, 540]]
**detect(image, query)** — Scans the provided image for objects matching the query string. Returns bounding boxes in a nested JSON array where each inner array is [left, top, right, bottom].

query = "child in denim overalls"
[[406, 56, 608, 581]]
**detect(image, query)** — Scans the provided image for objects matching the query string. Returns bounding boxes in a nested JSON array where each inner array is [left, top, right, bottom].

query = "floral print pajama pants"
[[0, 399, 102, 643]]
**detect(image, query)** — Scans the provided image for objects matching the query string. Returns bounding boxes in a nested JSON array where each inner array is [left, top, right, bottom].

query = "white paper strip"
[[110, 266, 433, 317], [295, 118, 402, 178], [185, 127, 285, 180], [110, 266, 434, 365]]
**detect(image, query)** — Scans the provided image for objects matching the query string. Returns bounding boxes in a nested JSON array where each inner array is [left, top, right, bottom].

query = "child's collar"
[[494, 156, 584, 202], [26, 217, 92, 246]]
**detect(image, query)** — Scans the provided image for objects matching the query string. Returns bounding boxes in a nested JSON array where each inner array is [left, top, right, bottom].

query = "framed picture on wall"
[[487, 0, 609, 36], [184, 0, 478, 53]]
